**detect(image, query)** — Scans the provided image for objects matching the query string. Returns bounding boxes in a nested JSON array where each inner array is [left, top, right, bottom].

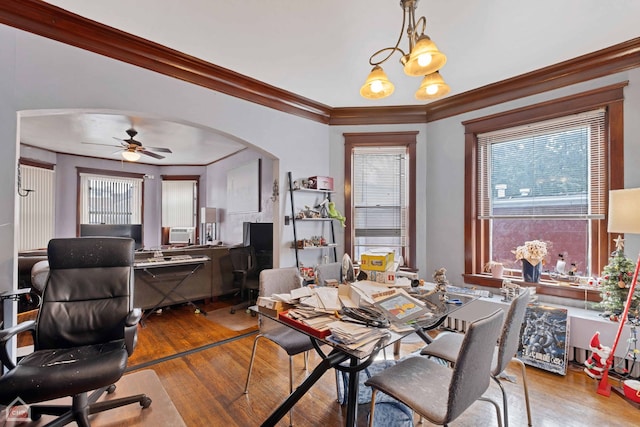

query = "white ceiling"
[[20, 0, 640, 164]]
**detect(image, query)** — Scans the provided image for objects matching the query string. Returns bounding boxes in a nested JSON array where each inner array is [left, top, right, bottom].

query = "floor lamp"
[[598, 188, 640, 396]]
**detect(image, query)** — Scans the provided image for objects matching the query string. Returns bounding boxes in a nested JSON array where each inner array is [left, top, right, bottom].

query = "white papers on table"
[[327, 320, 388, 350], [271, 293, 295, 304], [350, 280, 393, 305], [314, 287, 341, 311], [338, 284, 360, 308], [290, 286, 313, 300]]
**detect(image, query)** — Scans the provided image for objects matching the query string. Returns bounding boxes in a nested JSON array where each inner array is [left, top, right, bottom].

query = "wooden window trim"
[[463, 82, 626, 300], [343, 132, 417, 269]]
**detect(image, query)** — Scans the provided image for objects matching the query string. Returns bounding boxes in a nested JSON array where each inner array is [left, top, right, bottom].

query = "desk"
[[134, 256, 210, 324], [256, 289, 476, 427]]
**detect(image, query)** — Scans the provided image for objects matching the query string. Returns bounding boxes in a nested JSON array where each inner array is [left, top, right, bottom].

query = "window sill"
[[462, 273, 602, 302]]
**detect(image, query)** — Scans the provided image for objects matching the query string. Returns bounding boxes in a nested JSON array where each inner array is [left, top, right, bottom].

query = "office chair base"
[[29, 385, 152, 427]]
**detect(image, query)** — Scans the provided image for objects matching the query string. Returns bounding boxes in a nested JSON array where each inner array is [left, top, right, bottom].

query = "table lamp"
[[200, 207, 217, 244], [598, 187, 640, 396]]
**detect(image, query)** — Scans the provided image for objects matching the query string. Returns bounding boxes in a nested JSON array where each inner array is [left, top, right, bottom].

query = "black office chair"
[[0, 237, 151, 426], [229, 245, 260, 313]]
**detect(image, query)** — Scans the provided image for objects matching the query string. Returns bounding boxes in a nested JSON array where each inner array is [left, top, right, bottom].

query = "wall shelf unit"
[[287, 171, 338, 269]]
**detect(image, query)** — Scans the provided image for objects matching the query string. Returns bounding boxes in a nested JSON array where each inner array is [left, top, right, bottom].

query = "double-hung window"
[[344, 132, 416, 268], [477, 109, 605, 275], [464, 83, 625, 288]]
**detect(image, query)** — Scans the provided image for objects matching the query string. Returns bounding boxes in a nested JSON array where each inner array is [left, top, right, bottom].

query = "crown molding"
[[0, 0, 332, 124], [2, 1, 639, 126]]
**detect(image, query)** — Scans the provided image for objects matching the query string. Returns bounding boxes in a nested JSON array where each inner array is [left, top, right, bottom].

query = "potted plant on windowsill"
[[513, 240, 548, 283]]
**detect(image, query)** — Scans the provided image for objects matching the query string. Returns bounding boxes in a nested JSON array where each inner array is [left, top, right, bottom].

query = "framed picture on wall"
[[517, 304, 570, 375], [227, 159, 261, 213]]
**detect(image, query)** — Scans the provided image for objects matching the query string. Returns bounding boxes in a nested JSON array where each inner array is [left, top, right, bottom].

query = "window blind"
[[352, 147, 407, 247], [477, 109, 606, 219], [19, 165, 55, 250], [80, 173, 142, 224], [162, 180, 197, 227]]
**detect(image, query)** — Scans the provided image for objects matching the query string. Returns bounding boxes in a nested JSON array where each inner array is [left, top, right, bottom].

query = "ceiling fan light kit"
[[83, 127, 173, 162], [360, 0, 449, 101], [121, 150, 141, 162]]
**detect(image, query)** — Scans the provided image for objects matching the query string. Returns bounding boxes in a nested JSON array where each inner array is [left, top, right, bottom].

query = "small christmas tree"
[[599, 235, 640, 318]]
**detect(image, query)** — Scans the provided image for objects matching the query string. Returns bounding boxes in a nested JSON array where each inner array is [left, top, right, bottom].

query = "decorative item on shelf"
[[484, 261, 504, 279], [327, 201, 346, 227], [513, 240, 548, 283], [316, 198, 330, 218]]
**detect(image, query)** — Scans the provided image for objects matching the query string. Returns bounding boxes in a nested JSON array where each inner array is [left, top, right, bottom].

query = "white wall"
[[1, 26, 331, 298]]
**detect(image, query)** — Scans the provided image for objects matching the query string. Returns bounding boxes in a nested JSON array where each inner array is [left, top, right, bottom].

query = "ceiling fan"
[[83, 128, 173, 161]]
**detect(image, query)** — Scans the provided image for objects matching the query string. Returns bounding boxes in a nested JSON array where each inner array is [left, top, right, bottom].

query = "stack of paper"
[[326, 320, 388, 350]]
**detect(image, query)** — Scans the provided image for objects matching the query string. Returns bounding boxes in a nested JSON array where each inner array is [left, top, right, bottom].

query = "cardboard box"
[[361, 269, 396, 284], [257, 297, 293, 317], [360, 251, 394, 271], [308, 176, 334, 191]]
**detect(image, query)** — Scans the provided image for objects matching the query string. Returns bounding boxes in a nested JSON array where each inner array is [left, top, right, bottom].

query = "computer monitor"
[[79, 224, 143, 250], [243, 222, 273, 253]]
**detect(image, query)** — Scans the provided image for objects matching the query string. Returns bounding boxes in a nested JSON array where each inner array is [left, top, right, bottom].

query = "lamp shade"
[[403, 35, 447, 77], [121, 150, 141, 162], [415, 71, 450, 100], [201, 207, 217, 223], [608, 188, 640, 234], [360, 66, 395, 99]]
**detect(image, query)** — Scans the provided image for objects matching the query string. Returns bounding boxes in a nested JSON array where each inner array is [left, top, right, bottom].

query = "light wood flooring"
[[121, 298, 639, 427], [17, 298, 640, 426]]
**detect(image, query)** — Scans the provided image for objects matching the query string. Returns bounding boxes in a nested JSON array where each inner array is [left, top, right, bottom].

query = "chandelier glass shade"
[[122, 150, 141, 162], [415, 71, 450, 100], [360, 0, 449, 101], [360, 65, 395, 99]]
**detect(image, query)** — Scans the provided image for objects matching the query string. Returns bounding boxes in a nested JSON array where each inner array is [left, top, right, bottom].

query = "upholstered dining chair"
[[365, 309, 505, 427], [421, 288, 532, 427], [0, 237, 150, 427], [244, 267, 314, 426], [315, 261, 342, 286]]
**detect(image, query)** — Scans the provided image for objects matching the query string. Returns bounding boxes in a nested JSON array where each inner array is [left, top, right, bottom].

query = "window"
[[79, 170, 143, 225], [161, 178, 198, 227], [18, 161, 55, 251], [478, 110, 606, 275], [344, 132, 416, 268], [464, 83, 625, 290]]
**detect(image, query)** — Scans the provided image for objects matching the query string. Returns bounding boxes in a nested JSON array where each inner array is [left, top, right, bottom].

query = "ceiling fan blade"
[[145, 146, 172, 153], [82, 141, 122, 148], [141, 150, 165, 160]]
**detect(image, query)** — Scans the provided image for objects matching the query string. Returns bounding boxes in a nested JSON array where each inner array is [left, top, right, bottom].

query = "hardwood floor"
[[120, 298, 639, 426]]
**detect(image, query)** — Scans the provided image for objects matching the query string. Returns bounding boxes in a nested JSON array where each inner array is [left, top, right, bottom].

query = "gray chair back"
[[259, 267, 302, 296], [315, 262, 342, 286], [258, 267, 302, 333], [493, 288, 530, 376], [447, 309, 504, 422]]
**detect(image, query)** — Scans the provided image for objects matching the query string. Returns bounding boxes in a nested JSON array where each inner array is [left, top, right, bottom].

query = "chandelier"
[[360, 0, 450, 101]]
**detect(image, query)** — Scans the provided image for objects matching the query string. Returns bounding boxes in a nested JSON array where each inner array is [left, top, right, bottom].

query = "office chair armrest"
[[0, 320, 35, 370], [124, 308, 142, 355]]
